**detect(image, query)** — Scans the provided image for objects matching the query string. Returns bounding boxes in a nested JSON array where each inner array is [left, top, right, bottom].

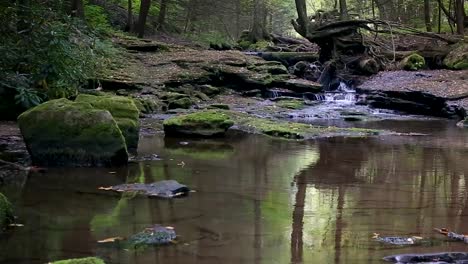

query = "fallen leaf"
[[97, 237, 124, 243], [8, 223, 24, 227], [98, 187, 113, 191], [109, 171, 117, 174]]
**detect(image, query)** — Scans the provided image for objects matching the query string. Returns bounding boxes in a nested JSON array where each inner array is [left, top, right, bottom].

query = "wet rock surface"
[[101, 180, 190, 198], [383, 252, 468, 264], [128, 225, 177, 246]]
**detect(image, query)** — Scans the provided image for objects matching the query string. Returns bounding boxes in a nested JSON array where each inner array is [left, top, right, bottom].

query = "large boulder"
[[76, 94, 140, 149], [163, 110, 234, 137], [0, 193, 13, 230], [444, 43, 468, 70], [18, 99, 128, 167]]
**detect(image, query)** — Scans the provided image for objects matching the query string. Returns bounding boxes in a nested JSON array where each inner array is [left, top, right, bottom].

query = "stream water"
[[1, 118, 468, 264]]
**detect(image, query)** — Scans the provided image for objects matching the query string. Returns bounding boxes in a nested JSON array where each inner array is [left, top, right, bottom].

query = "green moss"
[[276, 100, 305, 110], [166, 148, 233, 160], [0, 193, 13, 230], [444, 43, 468, 70], [50, 257, 105, 264], [208, 104, 230, 110], [249, 40, 272, 51], [18, 99, 128, 166], [168, 97, 193, 110], [402, 53, 425, 71], [76, 94, 140, 149], [237, 40, 252, 50], [163, 110, 234, 136]]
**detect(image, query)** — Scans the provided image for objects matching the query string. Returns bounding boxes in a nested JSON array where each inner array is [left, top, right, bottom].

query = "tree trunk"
[[250, 0, 268, 42], [235, 0, 241, 38], [294, 0, 308, 37], [455, 0, 465, 34], [424, 0, 432, 32], [70, 0, 85, 18], [136, 0, 151, 38], [157, 0, 169, 31], [126, 0, 133, 32], [339, 0, 348, 20]]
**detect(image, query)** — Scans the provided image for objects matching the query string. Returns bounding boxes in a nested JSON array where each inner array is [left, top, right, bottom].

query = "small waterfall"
[[312, 82, 356, 103]]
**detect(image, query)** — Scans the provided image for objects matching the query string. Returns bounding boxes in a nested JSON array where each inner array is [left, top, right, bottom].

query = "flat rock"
[[101, 180, 190, 198]]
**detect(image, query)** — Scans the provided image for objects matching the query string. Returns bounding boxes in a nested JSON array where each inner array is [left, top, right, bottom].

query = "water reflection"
[[1, 121, 468, 264]]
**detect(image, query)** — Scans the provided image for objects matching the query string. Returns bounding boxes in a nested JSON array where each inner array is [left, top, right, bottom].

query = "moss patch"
[[76, 94, 140, 149], [163, 110, 234, 136], [444, 43, 468, 70], [18, 99, 128, 166], [276, 99, 306, 110], [0, 193, 13, 230], [402, 54, 425, 71], [50, 257, 105, 264]]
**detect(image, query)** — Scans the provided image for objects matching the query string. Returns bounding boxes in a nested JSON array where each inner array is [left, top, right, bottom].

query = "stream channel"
[[1, 96, 468, 264]]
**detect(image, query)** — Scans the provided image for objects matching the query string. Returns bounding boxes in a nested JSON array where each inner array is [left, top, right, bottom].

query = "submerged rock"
[[101, 180, 190, 198], [50, 257, 105, 264], [75, 94, 140, 149], [383, 252, 468, 263], [0, 193, 13, 230], [444, 43, 468, 70], [129, 225, 177, 246], [18, 99, 128, 167], [163, 110, 234, 137]]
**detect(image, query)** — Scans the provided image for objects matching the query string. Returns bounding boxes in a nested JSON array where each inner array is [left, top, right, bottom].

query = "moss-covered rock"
[[276, 99, 306, 110], [196, 85, 222, 97], [163, 110, 234, 136], [50, 257, 105, 264], [168, 97, 193, 110], [401, 54, 426, 71], [208, 104, 230, 110], [76, 94, 140, 149], [444, 43, 468, 70], [133, 97, 164, 115], [0, 193, 13, 230], [18, 99, 128, 166]]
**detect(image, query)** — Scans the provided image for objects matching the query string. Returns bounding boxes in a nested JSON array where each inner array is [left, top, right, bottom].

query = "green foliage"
[[0, 2, 118, 111], [84, 4, 113, 32], [402, 54, 426, 71]]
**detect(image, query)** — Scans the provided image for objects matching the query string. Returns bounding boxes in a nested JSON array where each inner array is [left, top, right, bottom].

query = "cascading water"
[[312, 82, 357, 104]]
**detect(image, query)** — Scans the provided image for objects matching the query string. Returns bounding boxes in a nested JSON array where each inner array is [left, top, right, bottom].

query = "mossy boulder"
[[163, 110, 234, 136], [18, 99, 128, 167], [76, 94, 140, 149], [0, 193, 13, 230], [401, 54, 426, 71], [444, 43, 468, 70], [196, 85, 221, 97], [50, 257, 105, 264], [168, 97, 193, 110]]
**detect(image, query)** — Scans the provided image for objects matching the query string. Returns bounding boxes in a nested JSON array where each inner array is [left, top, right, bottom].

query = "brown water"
[[1, 119, 468, 264]]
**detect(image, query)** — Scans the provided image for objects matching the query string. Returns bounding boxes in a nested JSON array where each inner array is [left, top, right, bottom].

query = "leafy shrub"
[[0, 2, 118, 110]]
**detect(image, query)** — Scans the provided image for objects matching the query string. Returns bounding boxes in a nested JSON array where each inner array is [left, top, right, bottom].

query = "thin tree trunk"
[[235, 0, 241, 38], [339, 0, 348, 20], [424, 0, 432, 32], [455, 0, 465, 34], [126, 0, 133, 32], [157, 0, 169, 31], [250, 0, 267, 42], [70, 0, 85, 18], [136, 0, 151, 38], [294, 0, 308, 36]]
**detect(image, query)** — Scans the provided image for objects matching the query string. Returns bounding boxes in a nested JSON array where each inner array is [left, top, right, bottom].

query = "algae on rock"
[[0, 193, 13, 230], [75, 94, 140, 149], [444, 43, 468, 70], [50, 257, 105, 264], [163, 110, 234, 136], [401, 54, 425, 71], [18, 99, 128, 166]]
